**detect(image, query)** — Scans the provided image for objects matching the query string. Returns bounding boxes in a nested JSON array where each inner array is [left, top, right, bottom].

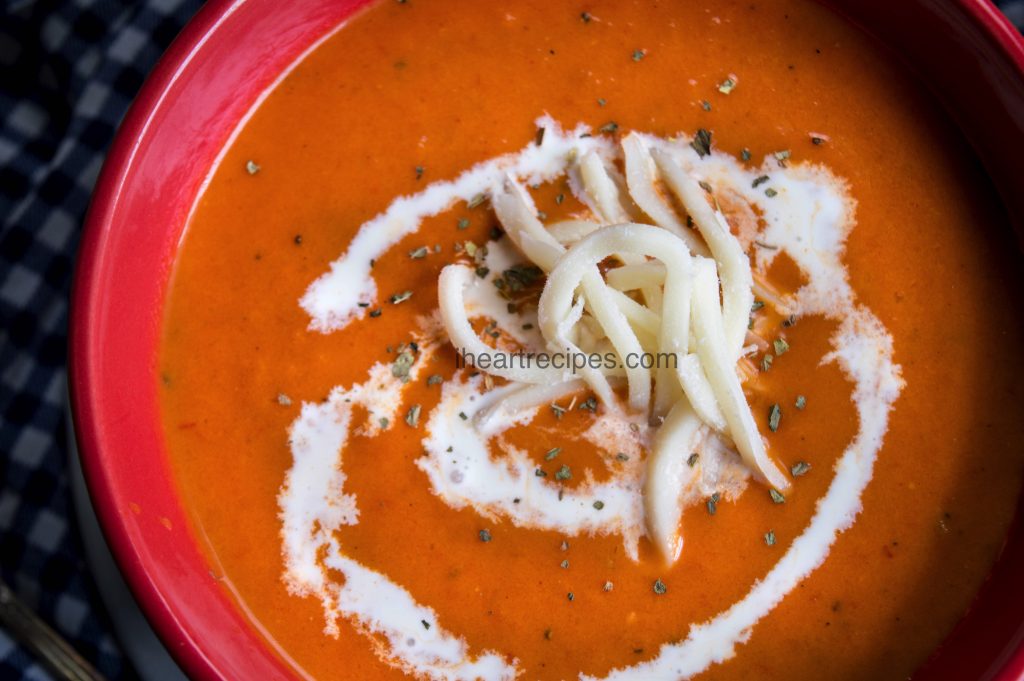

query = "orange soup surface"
[[158, 1, 1024, 679]]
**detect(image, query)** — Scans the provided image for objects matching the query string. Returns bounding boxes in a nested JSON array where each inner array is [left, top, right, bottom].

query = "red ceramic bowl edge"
[[69, 1, 292, 678], [968, 0, 1024, 71]]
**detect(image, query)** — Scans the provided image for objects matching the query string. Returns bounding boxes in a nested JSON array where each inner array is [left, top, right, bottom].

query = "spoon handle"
[[0, 579, 108, 681]]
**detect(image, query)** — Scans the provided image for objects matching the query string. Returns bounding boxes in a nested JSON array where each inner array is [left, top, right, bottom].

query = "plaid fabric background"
[[0, 1, 1021, 679]]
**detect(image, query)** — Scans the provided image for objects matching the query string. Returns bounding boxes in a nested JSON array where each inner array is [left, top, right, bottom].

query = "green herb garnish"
[[795, 395, 807, 410], [791, 461, 811, 476], [653, 579, 667, 595], [773, 338, 790, 355], [494, 263, 544, 293], [554, 464, 572, 481], [392, 350, 416, 380], [768, 403, 782, 431], [690, 128, 712, 158], [545, 447, 561, 461], [479, 529, 492, 542], [769, 488, 786, 504], [390, 290, 413, 304], [765, 530, 776, 546], [405, 404, 421, 427]]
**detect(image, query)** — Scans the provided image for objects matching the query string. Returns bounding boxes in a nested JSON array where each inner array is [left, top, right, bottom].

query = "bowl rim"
[[68, 1, 1024, 679]]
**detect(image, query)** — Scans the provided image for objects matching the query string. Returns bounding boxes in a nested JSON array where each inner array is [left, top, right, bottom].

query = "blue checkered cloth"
[[0, 1, 1021, 680], [1, 1, 202, 678]]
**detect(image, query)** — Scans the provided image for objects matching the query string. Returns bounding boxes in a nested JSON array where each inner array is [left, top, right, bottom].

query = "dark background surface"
[[1, 1, 1022, 679]]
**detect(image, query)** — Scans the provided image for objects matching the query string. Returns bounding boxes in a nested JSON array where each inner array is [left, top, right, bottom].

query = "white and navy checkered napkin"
[[0, 1, 1020, 679], [1, 1, 201, 678]]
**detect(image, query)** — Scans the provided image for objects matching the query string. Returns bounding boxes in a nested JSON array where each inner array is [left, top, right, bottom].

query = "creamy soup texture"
[[159, 1, 1024, 679]]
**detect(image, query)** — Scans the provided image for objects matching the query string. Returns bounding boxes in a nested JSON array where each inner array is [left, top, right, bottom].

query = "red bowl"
[[68, 0, 1024, 679]]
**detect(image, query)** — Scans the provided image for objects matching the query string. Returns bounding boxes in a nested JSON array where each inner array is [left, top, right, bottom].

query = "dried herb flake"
[[707, 491, 721, 515], [390, 291, 413, 304], [791, 461, 811, 476], [405, 404, 421, 428], [717, 76, 737, 94], [690, 128, 712, 158], [392, 350, 416, 380]]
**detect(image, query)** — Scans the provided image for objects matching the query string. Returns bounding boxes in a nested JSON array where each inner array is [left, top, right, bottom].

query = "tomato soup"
[[158, 1, 1024, 679]]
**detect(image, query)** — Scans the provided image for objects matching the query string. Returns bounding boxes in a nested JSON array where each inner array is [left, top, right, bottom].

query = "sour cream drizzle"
[[281, 117, 903, 680], [280, 327, 518, 680]]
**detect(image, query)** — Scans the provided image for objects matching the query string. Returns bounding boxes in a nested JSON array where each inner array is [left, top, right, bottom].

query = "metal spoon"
[[0, 578, 108, 681]]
